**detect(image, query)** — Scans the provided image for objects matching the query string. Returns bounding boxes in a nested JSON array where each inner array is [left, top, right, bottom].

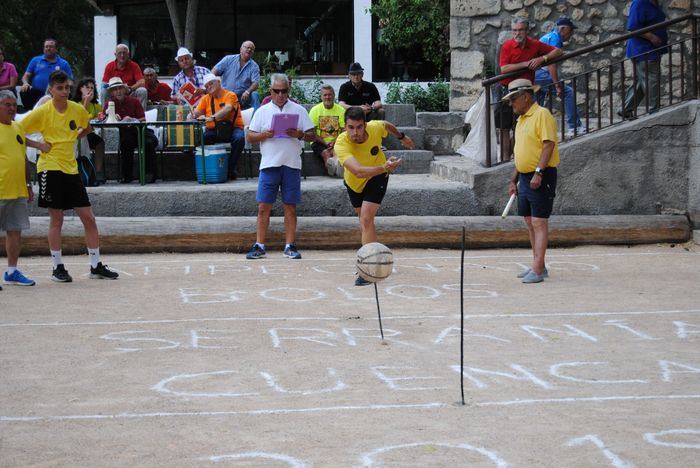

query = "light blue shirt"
[[25, 54, 73, 93], [213, 54, 260, 98], [535, 29, 563, 82]]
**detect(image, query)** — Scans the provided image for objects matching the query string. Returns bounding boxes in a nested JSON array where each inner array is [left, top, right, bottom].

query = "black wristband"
[[398, 132, 406, 140]]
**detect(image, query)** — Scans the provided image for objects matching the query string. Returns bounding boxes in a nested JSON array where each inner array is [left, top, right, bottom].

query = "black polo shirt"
[[338, 80, 381, 106]]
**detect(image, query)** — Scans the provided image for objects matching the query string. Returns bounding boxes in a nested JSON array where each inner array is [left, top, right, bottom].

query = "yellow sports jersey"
[[19, 100, 90, 174], [308, 103, 345, 143], [334, 120, 388, 193], [0, 121, 28, 199], [514, 103, 560, 173]]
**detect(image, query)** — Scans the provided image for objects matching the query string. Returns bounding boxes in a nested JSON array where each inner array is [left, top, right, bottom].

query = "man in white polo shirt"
[[245, 73, 315, 260]]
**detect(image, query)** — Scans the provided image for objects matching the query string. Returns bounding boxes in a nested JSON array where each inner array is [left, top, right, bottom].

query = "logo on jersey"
[[370, 146, 379, 156], [16, 134, 24, 145], [69, 120, 77, 130]]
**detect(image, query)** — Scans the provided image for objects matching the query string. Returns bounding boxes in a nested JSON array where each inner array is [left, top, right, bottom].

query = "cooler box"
[[195, 144, 230, 183]]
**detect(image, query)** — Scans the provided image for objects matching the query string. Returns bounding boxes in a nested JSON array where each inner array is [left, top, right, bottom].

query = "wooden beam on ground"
[[1, 215, 691, 256]]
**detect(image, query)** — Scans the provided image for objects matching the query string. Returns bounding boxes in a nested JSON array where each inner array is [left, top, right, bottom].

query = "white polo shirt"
[[249, 100, 314, 170]]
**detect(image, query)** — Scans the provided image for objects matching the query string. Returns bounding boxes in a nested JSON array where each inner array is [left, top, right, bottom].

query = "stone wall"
[[450, 0, 700, 112]]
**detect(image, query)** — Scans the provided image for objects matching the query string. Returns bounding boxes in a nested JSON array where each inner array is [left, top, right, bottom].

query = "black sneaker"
[[355, 275, 371, 287], [52, 264, 73, 283], [90, 262, 119, 280]]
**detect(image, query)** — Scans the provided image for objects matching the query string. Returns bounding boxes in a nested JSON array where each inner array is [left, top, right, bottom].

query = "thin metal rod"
[[373, 283, 384, 340], [460, 226, 466, 406]]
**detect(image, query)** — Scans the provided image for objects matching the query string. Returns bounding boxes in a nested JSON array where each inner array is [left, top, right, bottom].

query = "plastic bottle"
[[176, 109, 183, 121]]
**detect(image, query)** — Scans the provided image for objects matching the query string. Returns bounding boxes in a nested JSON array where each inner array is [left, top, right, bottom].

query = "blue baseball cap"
[[556, 16, 576, 29]]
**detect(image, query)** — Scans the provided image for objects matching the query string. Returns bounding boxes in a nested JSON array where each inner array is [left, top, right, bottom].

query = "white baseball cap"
[[175, 47, 193, 60], [202, 73, 220, 87]]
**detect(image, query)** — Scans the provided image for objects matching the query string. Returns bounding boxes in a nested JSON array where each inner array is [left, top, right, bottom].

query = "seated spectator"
[[212, 40, 260, 111], [143, 68, 174, 104], [171, 47, 210, 105], [308, 84, 345, 174], [188, 74, 245, 181], [73, 77, 106, 184], [100, 44, 148, 110], [103, 77, 157, 184], [338, 62, 384, 121], [0, 46, 18, 96], [20, 38, 73, 110]]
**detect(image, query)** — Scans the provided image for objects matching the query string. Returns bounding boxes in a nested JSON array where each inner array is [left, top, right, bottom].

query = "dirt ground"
[[1, 244, 699, 467]]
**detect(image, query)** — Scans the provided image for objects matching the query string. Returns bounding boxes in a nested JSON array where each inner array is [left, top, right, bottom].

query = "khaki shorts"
[[0, 198, 30, 231]]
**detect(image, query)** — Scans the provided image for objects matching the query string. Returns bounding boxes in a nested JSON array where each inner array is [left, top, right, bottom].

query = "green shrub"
[[384, 79, 450, 112]]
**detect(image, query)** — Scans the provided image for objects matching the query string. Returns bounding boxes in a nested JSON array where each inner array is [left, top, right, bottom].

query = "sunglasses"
[[504, 92, 526, 105], [271, 88, 289, 94]]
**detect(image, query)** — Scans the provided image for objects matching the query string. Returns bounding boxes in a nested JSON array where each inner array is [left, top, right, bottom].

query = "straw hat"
[[502, 78, 540, 101]]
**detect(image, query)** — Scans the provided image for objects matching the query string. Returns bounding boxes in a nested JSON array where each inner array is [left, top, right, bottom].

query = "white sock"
[[256, 243, 265, 250], [7, 266, 17, 275], [50, 250, 62, 268], [88, 248, 100, 268]]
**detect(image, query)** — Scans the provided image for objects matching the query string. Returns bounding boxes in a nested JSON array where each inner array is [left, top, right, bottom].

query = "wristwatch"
[[535, 167, 544, 176]]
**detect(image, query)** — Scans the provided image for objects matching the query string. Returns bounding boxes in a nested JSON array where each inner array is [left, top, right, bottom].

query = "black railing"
[[480, 13, 700, 167]]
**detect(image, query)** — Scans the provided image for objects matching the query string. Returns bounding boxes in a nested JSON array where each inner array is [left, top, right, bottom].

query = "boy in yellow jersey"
[[0, 90, 38, 288], [334, 106, 413, 286], [19, 71, 118, 282]]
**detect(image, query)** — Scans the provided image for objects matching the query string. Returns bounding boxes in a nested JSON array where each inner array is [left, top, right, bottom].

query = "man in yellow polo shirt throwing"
[[19, 70, 118, 283], [334, 106, 414, 286], [504, 79, 560, 284]]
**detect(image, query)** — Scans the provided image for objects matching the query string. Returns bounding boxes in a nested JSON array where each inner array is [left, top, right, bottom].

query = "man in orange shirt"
[[189, 74, 245, 181]]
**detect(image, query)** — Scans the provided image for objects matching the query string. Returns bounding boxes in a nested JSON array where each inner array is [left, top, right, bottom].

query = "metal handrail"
[[480, 13, 700, 167]]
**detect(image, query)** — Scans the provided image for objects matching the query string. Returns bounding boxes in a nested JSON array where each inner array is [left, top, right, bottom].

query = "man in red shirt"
[[143, 68, 174, 104], [103, 77, 157, 183], [496, 18, 561, 161], [100, 44, 148, 110]]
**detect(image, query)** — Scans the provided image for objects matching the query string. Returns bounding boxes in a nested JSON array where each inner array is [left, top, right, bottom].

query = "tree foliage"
[[370, 0, 450, 72], [0, 0, 98, 79]]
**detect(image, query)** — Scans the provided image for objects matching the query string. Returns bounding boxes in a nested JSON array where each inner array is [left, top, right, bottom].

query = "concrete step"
[[15, 214, 692, 255], [27, 174, 474, 218]]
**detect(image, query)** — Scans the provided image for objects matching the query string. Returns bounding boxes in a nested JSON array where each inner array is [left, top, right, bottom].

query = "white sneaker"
[[565, 125, 587, 137]]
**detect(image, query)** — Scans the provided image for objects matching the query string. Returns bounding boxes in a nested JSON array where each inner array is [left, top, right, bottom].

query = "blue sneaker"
[[246, 243, 266, 259], [3, 270, 36, 286], [283, 243, 302, 259]]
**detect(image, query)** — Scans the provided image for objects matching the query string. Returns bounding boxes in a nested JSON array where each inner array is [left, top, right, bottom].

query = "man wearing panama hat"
[[503, 78, 560, 284], [103, 76, 158, 183]]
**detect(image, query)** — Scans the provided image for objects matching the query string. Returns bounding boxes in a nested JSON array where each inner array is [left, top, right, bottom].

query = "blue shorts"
[[517, 168, 557, 219], [256, 166, 301, 205]]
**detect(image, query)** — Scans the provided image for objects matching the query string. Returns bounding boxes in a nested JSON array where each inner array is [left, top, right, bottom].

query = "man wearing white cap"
[[171, 47, 211, 105], [503, 79, 559, 284], [188, 74, 245, 181]]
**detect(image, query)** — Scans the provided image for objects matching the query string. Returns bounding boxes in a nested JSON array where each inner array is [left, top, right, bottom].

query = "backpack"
[[77, 155, 98, 187]]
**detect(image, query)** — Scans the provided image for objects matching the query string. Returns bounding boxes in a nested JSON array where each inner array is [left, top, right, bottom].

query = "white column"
[[94, 16, 117, 84], [353, 0, 373, 80]]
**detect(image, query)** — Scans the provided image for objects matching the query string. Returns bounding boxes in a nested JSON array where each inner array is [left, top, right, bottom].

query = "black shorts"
[[345, 173, 388, 208], [38, 170, 91, 210], [517, 168, 557, 218], [86, 131, 104, 150], [311, 141, 329, 159]]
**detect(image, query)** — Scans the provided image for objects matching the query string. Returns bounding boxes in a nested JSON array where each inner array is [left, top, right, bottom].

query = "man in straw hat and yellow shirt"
[[504, 78, 560, 284]]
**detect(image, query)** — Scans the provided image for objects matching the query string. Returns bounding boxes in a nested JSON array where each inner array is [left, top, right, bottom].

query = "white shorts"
[[0, 198, 30, 231]]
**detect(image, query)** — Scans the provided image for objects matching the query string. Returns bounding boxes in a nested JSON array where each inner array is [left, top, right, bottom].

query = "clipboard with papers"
[[271, 113, 299, 138]]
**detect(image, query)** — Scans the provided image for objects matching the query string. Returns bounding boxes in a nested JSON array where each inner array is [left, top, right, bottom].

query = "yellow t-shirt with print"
[[334, 120, 388, 193], [514, 103, 560, 173], [19, 100, 90, 175], [0, 121, 28, 199]]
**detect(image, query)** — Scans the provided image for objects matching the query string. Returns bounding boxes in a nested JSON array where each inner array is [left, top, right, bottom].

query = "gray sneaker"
[[521, 270, 545, 283], [517, 267, 548, 278]]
